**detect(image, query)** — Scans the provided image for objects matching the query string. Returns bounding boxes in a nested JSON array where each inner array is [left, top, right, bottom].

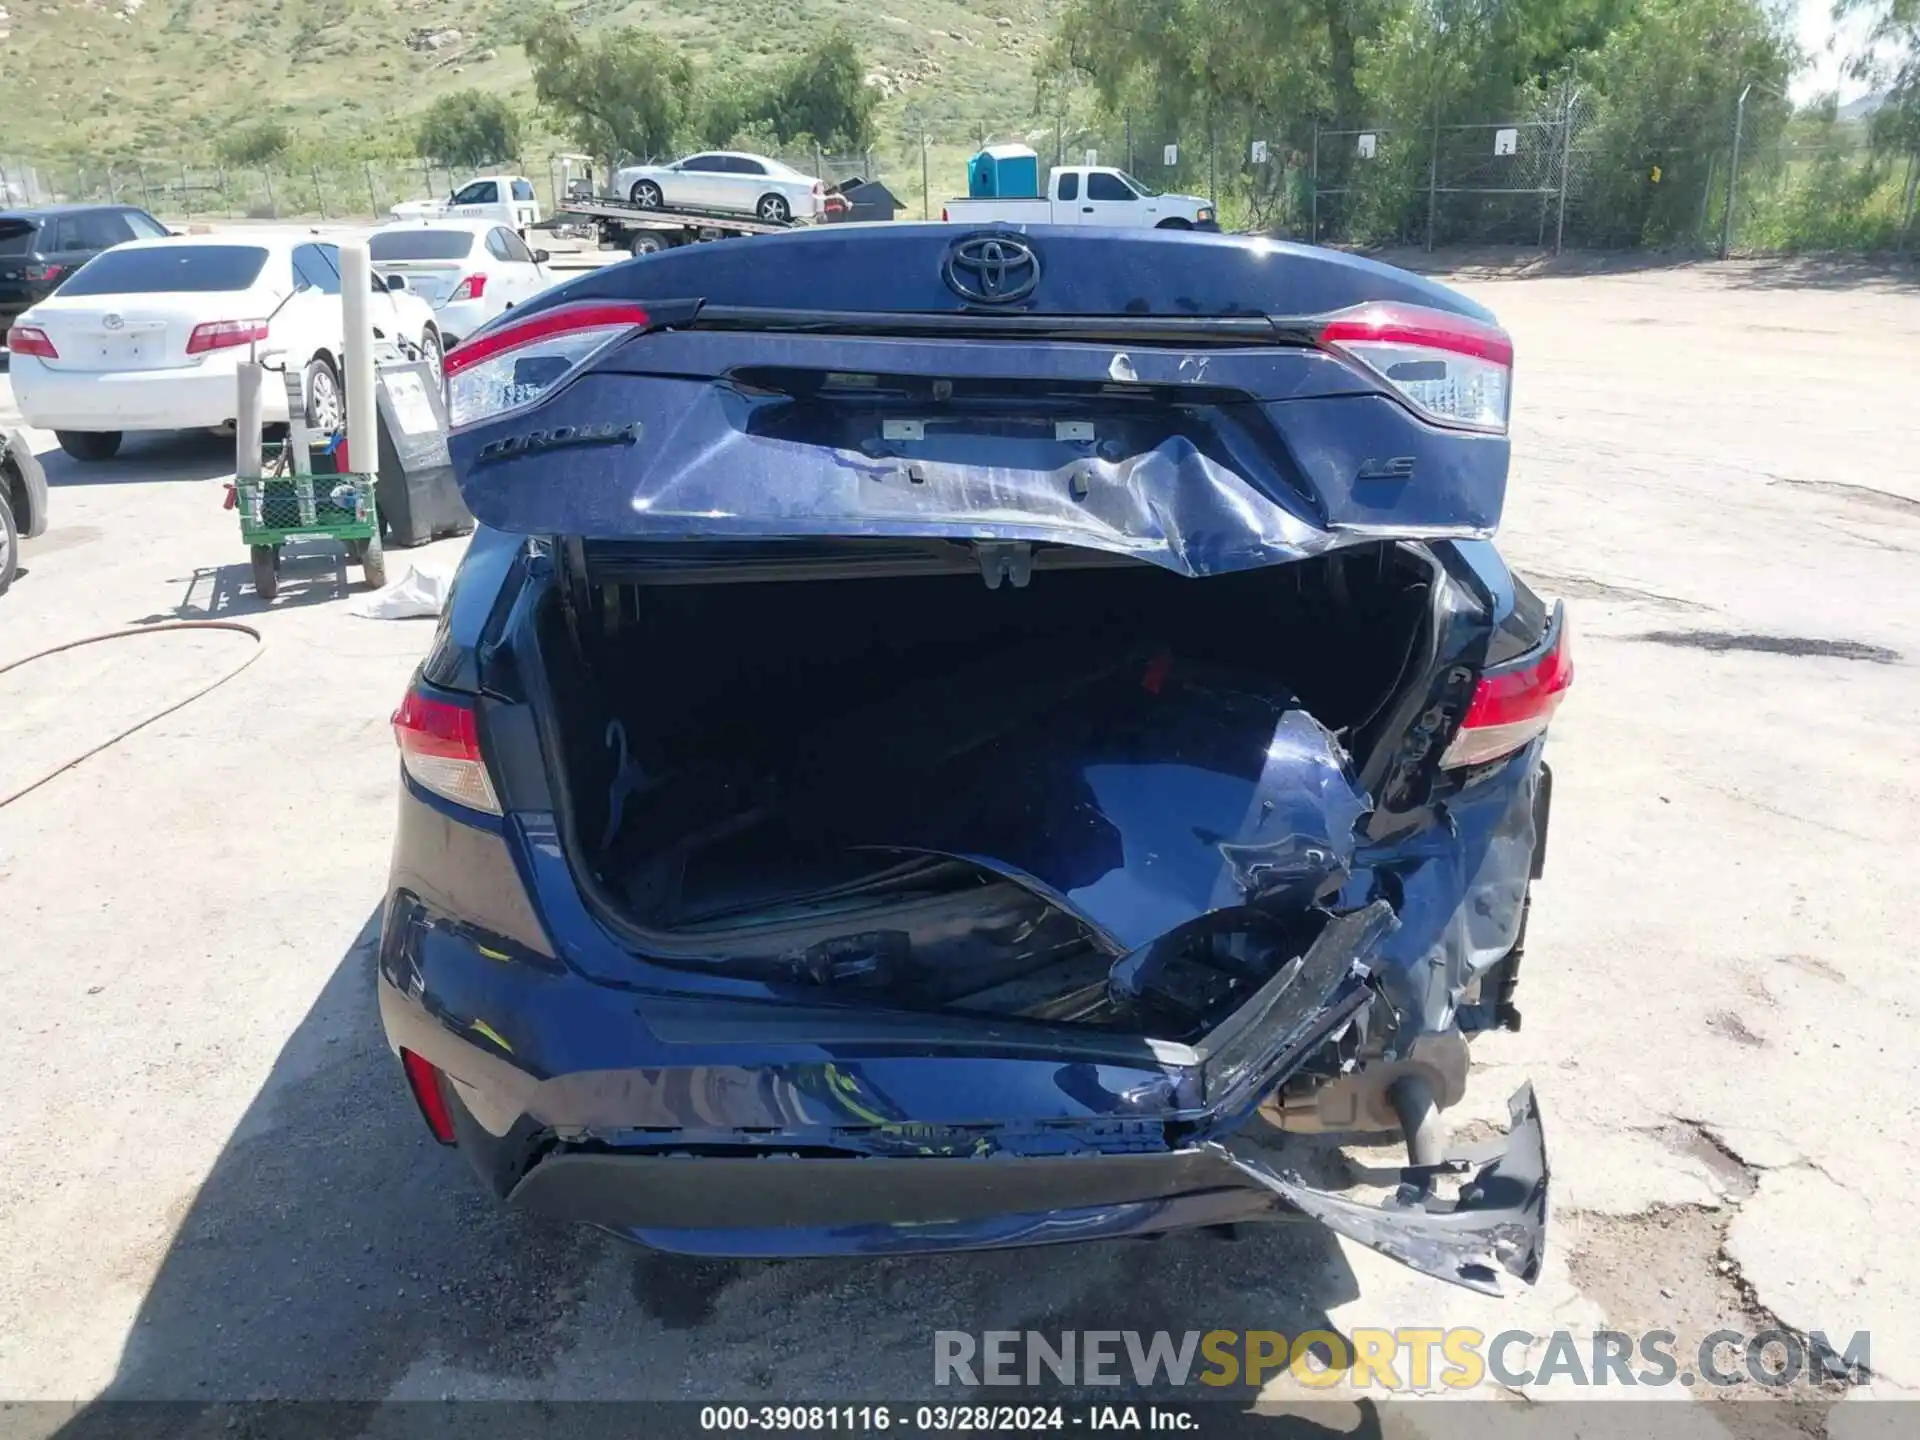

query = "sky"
[[1792, 0, 1882, 103]]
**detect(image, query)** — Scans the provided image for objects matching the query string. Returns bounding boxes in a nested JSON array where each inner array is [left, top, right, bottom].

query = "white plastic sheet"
[[348, 554, 457, 619]]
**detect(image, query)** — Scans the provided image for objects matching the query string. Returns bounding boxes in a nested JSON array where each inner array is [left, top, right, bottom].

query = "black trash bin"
[[825, 178, 904, 224], [368, 360, 473, 549]]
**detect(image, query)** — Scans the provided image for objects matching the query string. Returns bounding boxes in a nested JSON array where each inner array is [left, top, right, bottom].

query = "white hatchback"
[[5, 231, 444, 462], [369, 220, 556, 348]]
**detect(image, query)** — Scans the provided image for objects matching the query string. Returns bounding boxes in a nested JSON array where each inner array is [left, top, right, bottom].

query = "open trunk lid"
[[442, 225, 1513, 574]]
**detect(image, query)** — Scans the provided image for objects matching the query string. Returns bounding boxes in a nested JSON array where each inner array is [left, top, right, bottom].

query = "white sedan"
[[4, 231, 444, 462], [611, 151, 824, 223], [370, 220, 556, 348]]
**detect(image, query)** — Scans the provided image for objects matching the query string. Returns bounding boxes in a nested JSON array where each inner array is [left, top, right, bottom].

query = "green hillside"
[[0, 0, 1060, 162]]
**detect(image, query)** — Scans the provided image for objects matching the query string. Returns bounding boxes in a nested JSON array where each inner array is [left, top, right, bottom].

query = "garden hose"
[[0, 619, 266, 811]]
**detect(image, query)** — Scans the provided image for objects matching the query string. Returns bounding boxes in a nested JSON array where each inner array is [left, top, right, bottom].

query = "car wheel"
[[0, 491, 17, 597], [631, 180, 663, 209], [55, 430, 122, 462], [418, 326, 444, 384], [757, 193, 792, 224], [304, 355, 344, 437], [629, 231, 669, 257]]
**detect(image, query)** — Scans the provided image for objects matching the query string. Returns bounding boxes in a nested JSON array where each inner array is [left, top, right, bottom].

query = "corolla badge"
[[103, 314, 124, 330], [943, 234, 1039, 305]]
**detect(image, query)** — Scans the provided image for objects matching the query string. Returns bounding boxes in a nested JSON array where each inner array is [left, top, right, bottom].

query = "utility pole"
[[1207, 101, 1217, 210], [1720, 82, 1753, 259], [921, 133, 930, 220], [1426, 98, 1439, 252], [1310, 124, 1319, 243], [1555, 85, 1580, 255]]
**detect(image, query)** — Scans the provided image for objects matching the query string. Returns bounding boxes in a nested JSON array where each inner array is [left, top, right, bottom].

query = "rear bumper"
[[9, 352, 280, 431], [377, 791, 1549, 1289]]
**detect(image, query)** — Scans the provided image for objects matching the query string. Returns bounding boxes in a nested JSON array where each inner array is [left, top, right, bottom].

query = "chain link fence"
[[8, 101, 1917, 255]]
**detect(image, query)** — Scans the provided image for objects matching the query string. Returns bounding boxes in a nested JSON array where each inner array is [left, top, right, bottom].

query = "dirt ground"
[[1, 252, 1917, 1436]]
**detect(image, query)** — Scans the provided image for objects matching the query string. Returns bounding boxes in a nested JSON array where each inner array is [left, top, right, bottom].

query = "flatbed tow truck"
[[535, 157, 807, 257], [553, 194, 808, 255]]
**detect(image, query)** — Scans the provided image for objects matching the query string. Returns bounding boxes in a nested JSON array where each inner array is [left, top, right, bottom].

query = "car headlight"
[[1198, 207, 1215, 223]]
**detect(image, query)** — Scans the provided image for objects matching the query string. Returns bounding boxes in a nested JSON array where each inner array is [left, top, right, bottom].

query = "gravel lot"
[[1, 252, 1916, 1435]]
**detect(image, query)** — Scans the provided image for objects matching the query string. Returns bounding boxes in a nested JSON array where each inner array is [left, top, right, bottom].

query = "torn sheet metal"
[[1342, 742, 1542, 1035], [831, 657, 1371, 956], [454, 351, 1508, 575], [1216, 1083, 1548, 1295]]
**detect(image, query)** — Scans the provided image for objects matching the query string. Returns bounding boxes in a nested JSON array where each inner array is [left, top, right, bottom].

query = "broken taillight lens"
[[1319, 302, 1513, 433], [442, 300, 649, 427], [1442, 619, 1572, 769], [392, 685, 501, 814]]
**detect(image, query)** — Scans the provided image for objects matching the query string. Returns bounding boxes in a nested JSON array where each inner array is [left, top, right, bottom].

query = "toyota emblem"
[[103, 313, 124, 330], [943, 234, 1039, 305]]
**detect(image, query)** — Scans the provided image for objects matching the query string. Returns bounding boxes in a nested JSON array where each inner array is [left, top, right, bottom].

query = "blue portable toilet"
[[967, 144, 1041, 199]]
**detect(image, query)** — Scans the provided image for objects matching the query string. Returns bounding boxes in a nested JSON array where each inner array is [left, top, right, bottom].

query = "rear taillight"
[[442, 300, 650, 428], [186, 318, 269, 355], [1319, 302, 1513, 433], [401, 1048, 457, 1144], [1441, 617, 1573, 769], [23, 263, 64, 283], [448, 273, 487, 302], [392, 686, 501, 814], [6, 325, 58, 359], [941, 206, 950, 221]]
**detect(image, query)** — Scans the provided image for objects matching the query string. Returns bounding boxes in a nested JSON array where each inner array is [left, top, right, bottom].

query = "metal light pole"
[[1554, 85, 1581, 255], [338, 241, 378, 477], [1720, 82, 1754, 260]]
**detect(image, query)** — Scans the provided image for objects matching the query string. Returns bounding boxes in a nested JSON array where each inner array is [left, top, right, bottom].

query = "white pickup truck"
[[942, 166, 1217, 230], [390, 175, 542, 233]]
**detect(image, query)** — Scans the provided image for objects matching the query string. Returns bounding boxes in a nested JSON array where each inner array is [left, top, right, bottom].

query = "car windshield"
[[371, 230, 476, 261], [58, 244, 269, 295], [1118, 172, 1158, 197], [0, 219, 39, 254]]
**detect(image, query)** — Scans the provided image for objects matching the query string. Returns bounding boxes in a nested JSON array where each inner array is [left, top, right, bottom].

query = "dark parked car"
[[0, 203, 170, 334], [381, 225, 1566, 1294]]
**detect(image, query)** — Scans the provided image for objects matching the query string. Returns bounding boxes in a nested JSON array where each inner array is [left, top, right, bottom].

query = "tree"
[[1840, 0, 1920, 232], [416, 90, 524, 168], [757, 31, 877, 149], [215, 118, 291, 168], [522, 7, 694, 163]]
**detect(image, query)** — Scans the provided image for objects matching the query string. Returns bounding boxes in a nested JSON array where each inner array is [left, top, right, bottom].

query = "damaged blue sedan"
[[378, 224, 1569, 1295]]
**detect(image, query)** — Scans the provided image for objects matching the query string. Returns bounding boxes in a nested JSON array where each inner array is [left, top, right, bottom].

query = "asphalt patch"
[[1768, 476, 1920, 518], [1635, 630, 1900, 664]]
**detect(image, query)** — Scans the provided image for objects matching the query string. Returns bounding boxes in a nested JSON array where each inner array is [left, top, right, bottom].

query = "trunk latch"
[[974, 541, 1033, 590]]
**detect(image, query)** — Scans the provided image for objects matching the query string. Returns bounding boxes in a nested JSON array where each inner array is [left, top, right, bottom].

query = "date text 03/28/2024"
[[699, 1406, 1191, 1433]]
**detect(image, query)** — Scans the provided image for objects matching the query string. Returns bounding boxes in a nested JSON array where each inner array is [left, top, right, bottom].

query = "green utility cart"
[[231, 448, 387, 601]]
